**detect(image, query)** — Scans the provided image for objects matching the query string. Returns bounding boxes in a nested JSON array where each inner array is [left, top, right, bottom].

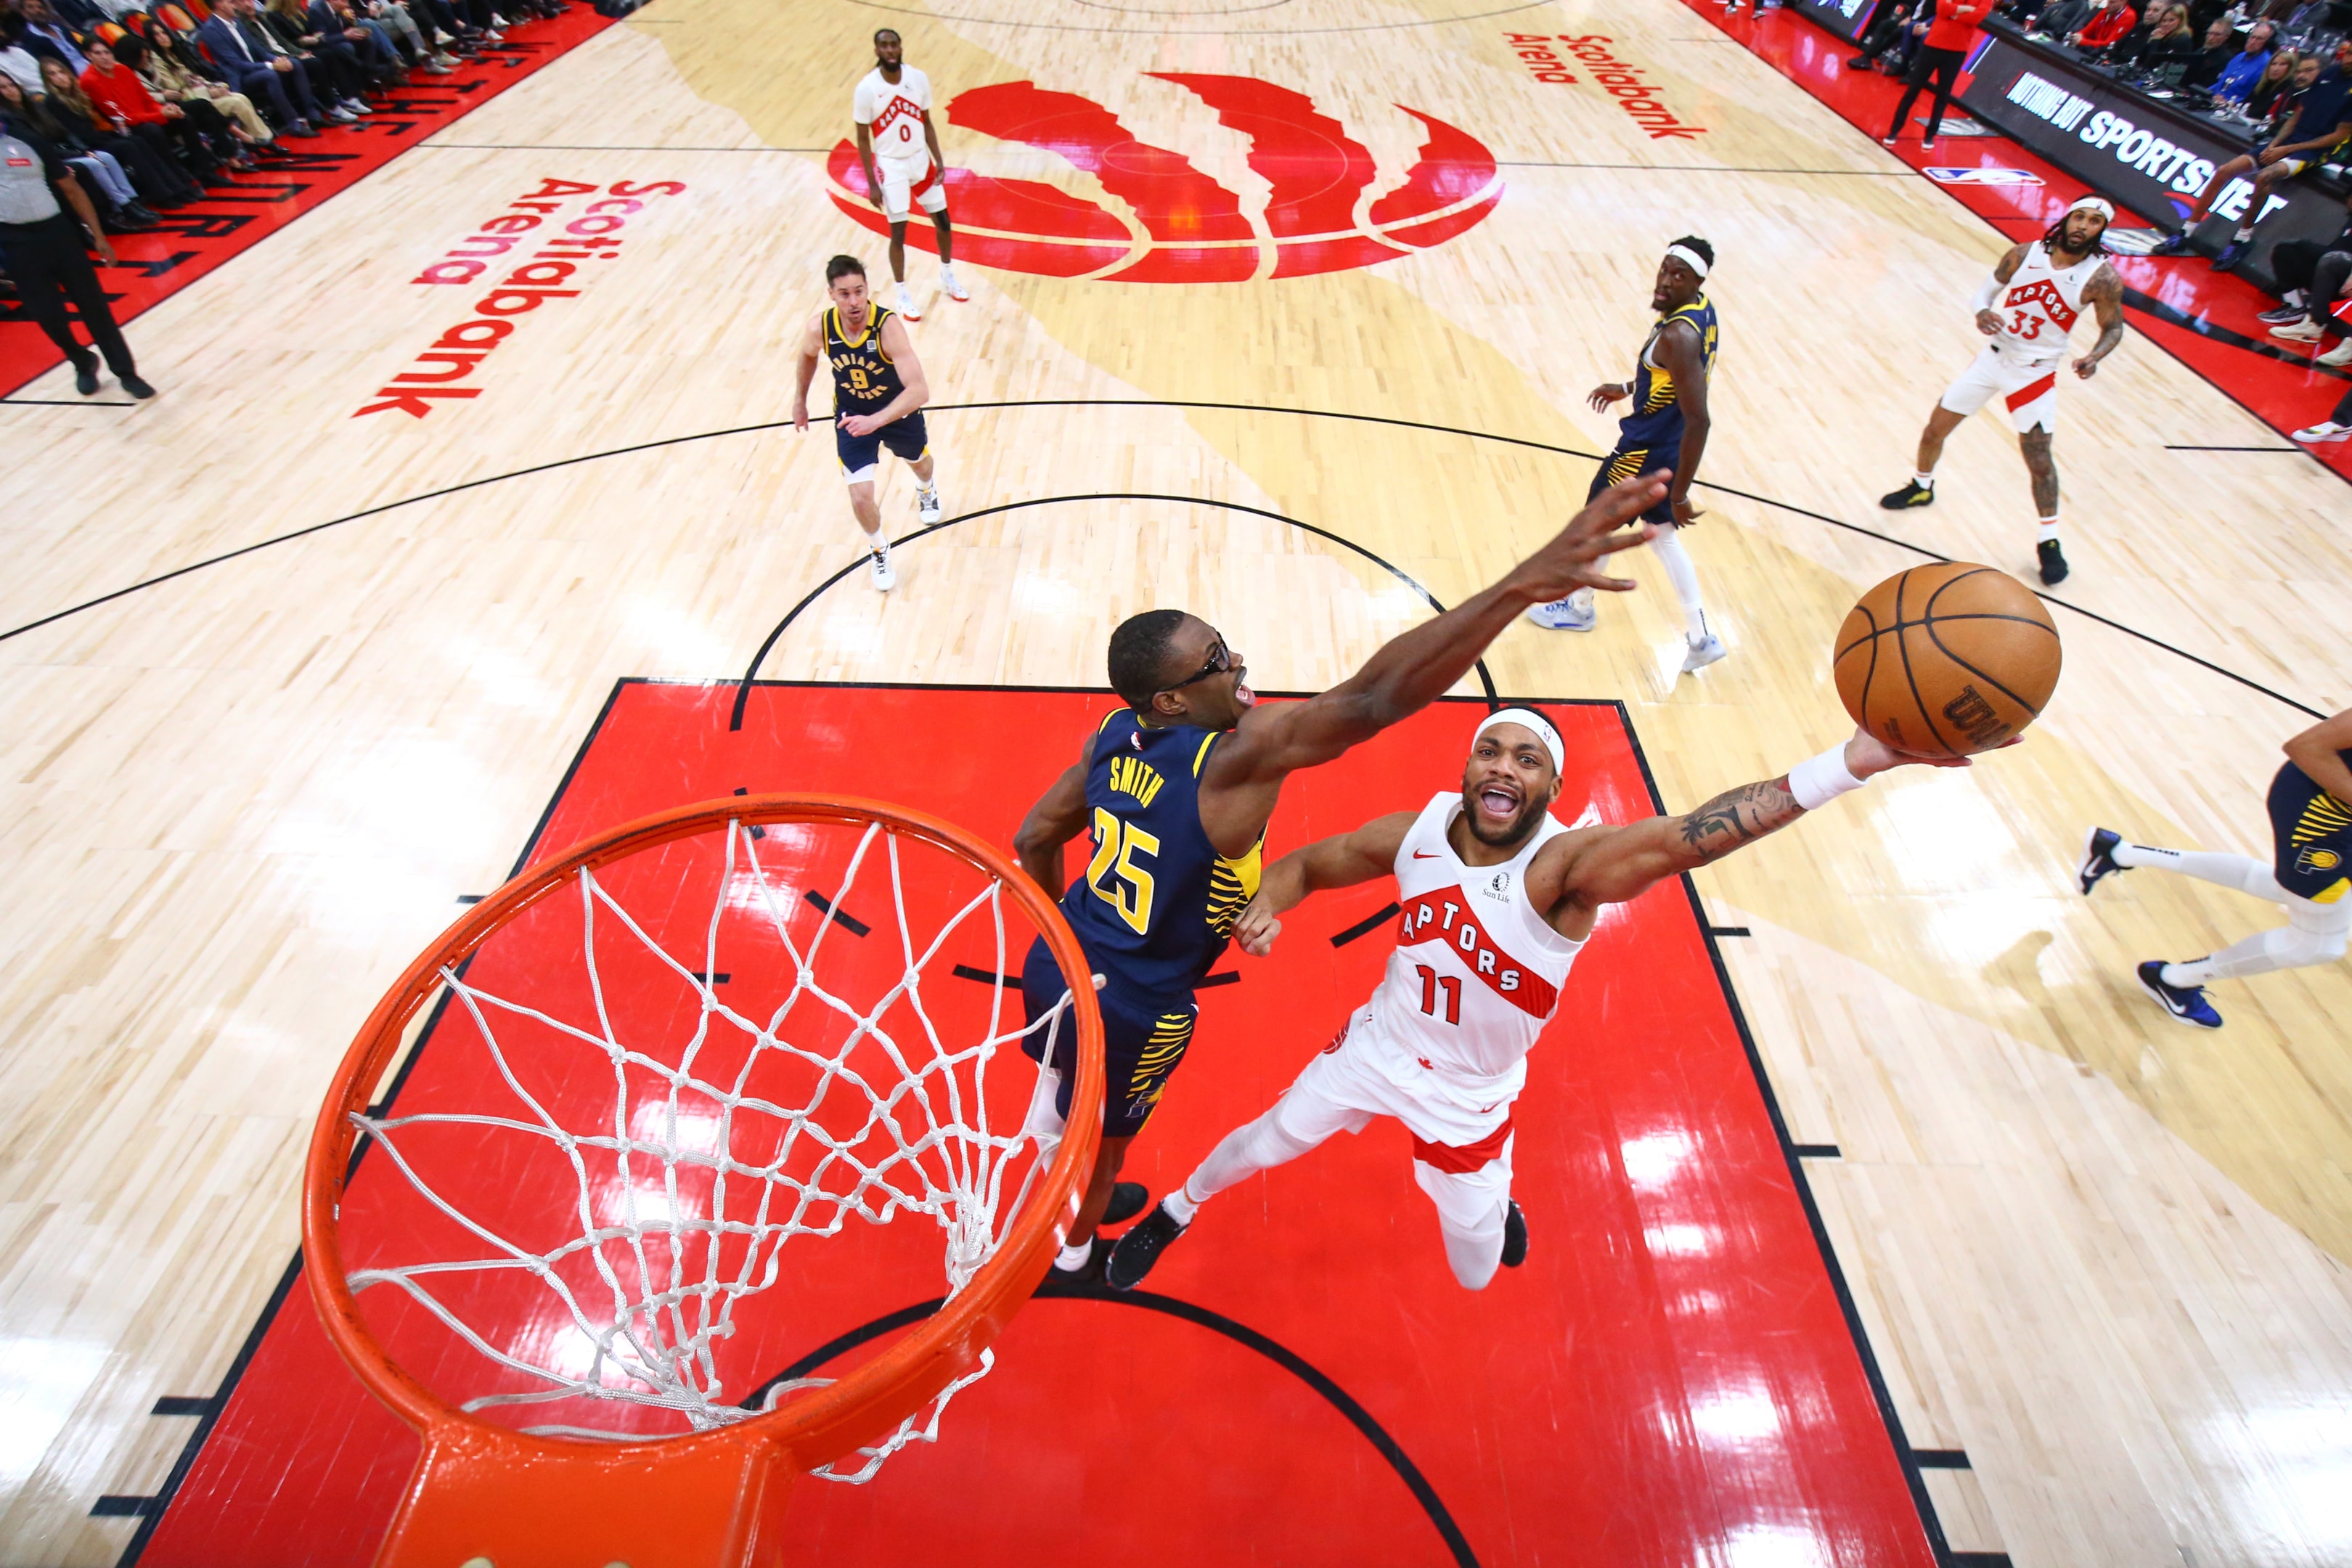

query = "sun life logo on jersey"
[[1482, 870, 1513, 902], [825, 74, 1501, 283]]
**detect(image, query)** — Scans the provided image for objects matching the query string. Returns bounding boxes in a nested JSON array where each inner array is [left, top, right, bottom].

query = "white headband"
[[2066, 196, 2115, 221], [1474, 708, 1566, 775], [1665, 243, 1711, 279]]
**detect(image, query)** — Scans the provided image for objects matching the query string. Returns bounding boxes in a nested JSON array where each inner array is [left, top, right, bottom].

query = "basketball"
[[1833, 563, 2062, 758]]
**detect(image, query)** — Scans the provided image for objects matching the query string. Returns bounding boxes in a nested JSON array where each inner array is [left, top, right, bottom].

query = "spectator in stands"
[[303, 0, 407, 83], [0, 78, 155, 397], [2113, 3, 2202, 73], [258, 0, 381, 110], [2157, 52, 2349, 261], [2182, 15, 2242, 87], [16, 0, 88, 73], [194, 0, 326, 137], [1, 15, 47, 94], [1883, 0, 1992, 152], [38, 53, 203, 205], [343, 0, 458, 73], [2263, 195, 2352, 364], [2070, 0, 2139, 49], [0, 67, 155, 228], [2210, 18, 2279, 100], [78, 39, 229, 187], [2292, 375, 2352, 440], [1847, 0, 1924, 71], [2249, 45, 2303, 117], [118, 32, 270, 161]]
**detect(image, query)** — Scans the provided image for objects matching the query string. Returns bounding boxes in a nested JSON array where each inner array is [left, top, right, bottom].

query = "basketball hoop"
[[302, 795, 1103, 1567]]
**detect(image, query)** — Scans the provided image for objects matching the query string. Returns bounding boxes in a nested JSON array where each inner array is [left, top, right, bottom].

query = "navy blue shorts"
[[836, 408, 928, 481], [1019, 936, 1197, 1140], [1587, 444, 1675, 527], [2270, 761, 2352, 902]]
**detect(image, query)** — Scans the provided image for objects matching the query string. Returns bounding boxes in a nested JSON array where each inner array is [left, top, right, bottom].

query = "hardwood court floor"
[[1, 0, 2347, 1563]]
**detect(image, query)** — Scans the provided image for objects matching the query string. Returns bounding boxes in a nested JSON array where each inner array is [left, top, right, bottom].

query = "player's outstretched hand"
[[791, 399, 810, 433], [1585, 381, 1628, 411], [1508, 470, 1667, 599], [1841, 724, 2020, 777], [1233, 894, 1283, 957]]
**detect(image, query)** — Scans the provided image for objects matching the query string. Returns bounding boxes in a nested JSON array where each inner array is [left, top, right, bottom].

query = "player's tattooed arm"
[[1675, 777, 1805, 862], [2284, 706, 2352, 809], [1975, 242, 2032, 335], [1013, 730, 1100, 897], [2073, 265, 2126, 377], [1233, 812, 1416, 957]]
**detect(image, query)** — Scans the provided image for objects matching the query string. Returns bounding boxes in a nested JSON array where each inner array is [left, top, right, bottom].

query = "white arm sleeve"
[[1969, 271, 2001, 313]]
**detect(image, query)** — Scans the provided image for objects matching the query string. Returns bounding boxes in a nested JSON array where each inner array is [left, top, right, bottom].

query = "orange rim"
[[301, 793, 1105, 1471]]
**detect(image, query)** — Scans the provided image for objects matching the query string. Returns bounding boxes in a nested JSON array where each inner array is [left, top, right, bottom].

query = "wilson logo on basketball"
[[825, 75, 1502, 283]]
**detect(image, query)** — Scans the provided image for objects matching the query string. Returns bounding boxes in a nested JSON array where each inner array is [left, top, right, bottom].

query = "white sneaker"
[[1525, 590, 1597, 631], [940, 264, 968, 303], [915, 485, 942, 525], [2291, 420, 2352, 443], [1681, 632, 1728, 673], [2269, 319, 2324, 342], [894, 281, 920, 322], [2318, 338, 2352, 368], [867, 540, 897, 591]]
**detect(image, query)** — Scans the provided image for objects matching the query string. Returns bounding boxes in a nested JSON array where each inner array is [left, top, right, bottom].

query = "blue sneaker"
[[2137, 960, 2222, 1029], [2078, 827, 2127, 894], [1526, 592, 1597, 632], [2213, 239, 2251, 271]]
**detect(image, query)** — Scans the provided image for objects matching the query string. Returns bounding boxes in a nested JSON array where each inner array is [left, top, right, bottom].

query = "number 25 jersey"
[[1991, 241, 2099, 366], [1355, 792, 1586, 1116], [1058, 710, 1263, 1010]]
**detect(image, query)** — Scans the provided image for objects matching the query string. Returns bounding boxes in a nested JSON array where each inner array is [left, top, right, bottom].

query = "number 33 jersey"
[[1058, 710, 1264, 1010], [1350, 792, 1585, 1123], [1990, 241, 2100, 366]]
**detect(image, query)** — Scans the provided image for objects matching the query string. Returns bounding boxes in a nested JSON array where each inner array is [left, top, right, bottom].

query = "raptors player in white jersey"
[[853, 29, 965, 322], [1106, 706, 1980, 1292], [1878, 196, 2126, 587]]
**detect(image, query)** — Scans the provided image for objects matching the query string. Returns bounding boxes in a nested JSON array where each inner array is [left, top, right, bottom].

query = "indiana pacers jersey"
[[2271, 754, 2352, 902], [824, 304, 905, 414], [1059, 710, 1265, 1008], [1617, 294, 1719, 451]]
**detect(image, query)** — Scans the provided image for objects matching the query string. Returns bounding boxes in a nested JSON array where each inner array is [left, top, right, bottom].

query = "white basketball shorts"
[[1274, 1032, 1516, 1236], [1938, 345, 2061, 435], [875, 152, 947, 224]]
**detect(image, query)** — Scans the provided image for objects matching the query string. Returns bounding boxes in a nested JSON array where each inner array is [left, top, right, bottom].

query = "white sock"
[[1185, 1106, 1327, 1205], [2036, 515, 2061, 544], [1055, 1238, 1092, 1271], [2284, 289, 2307, 308], [865, 530, 887, 555], [1161, 1185, 1198, 1225], [2111, 843, 2284, 902], [1566, 584, 1594, 612], [1913, 470, 1935, 489], [1649, 527, 1708, 642]]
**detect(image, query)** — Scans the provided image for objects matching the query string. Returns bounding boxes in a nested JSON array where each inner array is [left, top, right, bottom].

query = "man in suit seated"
[[195, 0, 325, 136]]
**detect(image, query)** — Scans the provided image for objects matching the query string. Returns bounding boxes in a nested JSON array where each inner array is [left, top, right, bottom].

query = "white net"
[[343, 814, 1079, 1483]]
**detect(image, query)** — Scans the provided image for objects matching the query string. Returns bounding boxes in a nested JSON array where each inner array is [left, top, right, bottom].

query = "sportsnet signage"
[[1783, 0, 1879, 45], [1959, 34, 2287, 224]]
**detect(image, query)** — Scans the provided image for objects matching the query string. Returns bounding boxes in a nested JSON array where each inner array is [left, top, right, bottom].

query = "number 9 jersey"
[[1057, 709, 1264, 1010]]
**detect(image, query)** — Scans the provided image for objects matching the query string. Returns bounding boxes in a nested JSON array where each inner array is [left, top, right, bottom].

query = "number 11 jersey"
[[1354, 792, 1585, 1120], [1058, 710, 1264, 1011]]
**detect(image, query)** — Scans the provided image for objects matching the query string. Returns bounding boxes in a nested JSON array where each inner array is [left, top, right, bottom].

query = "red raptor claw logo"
[[827, 75, 1502, 283]]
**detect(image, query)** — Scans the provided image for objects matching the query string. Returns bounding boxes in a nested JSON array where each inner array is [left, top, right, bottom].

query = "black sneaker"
[[1500, 1201, 1529, 1268], [2258, 304, 2307, 324], [2136, 960, 2222, 1029], [1105, 1201, 1187, 1291], [121, 375, 157, 400], [1879, 479, 1934, 510], [2078, 827, 2126, 895], [1101, 1180, 1149, 1228], [71, 354, 99, 396], [2037, 538, 2069, 585], [2147, 231, 2191, 256]]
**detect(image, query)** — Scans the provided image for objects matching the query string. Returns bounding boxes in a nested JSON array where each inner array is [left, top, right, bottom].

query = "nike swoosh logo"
[[1411, 850, 1442, 859]]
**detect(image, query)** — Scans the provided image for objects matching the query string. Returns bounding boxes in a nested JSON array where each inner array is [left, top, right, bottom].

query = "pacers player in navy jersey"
[[791, 254, 941, 592], [1012, 470, 1678, 1278], [2079, 704, 2352, 1027], [1527, 237, 1726, 676]]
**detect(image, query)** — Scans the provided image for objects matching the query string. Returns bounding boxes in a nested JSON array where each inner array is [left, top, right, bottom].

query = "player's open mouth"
[[1235, 676, 1256, 707], [1477, 785, 1519, 820]]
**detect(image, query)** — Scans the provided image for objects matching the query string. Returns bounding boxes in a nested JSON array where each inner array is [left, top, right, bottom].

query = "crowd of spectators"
[[0, 0, 618, 397]]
